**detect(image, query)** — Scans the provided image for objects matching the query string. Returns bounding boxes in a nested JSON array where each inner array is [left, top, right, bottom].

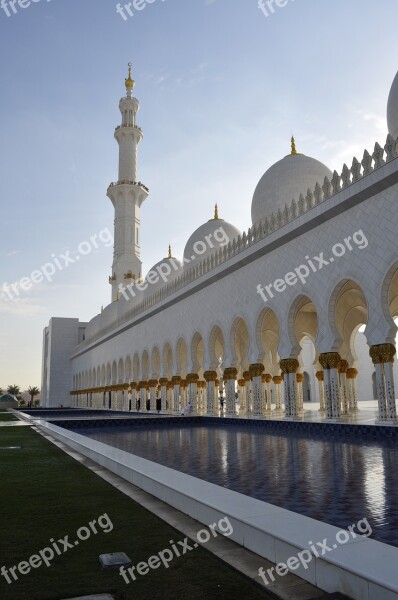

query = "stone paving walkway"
[[17, 401, 389, 427], [0, 421, 31, 427]]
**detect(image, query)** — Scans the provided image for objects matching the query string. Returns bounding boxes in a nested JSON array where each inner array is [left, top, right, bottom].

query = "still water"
[[78, 424, 398, 547]]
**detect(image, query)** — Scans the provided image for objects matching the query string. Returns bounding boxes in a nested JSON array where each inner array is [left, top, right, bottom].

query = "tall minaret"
[[107, 64, 148, 301]]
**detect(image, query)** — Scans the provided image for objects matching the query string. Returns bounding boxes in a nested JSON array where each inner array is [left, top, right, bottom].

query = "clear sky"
[[0, 0, 397, 390]]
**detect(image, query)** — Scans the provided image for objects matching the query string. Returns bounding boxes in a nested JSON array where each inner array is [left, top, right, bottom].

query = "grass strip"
[[0, 427, 272, 600]]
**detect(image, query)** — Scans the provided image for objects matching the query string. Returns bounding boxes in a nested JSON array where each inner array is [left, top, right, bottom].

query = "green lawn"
[[0, 427, 272, 600], [0, 413, 18, 421]]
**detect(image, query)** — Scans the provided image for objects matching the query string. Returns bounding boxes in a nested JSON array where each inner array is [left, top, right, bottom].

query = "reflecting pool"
[[78, 423, 398, 547]]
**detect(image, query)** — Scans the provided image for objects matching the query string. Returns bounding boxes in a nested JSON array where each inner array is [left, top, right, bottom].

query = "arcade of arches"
[[72, 274, 398, 423]]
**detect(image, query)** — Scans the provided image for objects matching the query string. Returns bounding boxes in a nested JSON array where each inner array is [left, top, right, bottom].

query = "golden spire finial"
[[214, 204, 219, 220], [291, 135, 298, 155], [168, 244, 172, 259], [125, 62, 135, 91]]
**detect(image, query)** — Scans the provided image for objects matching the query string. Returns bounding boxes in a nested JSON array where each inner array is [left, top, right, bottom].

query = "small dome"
[[251, 140, 332, 225], [387, 70, 398, 140], [145, 248, 183, 294], [183, 206, 241, 265], [0, 394, 18, 408]]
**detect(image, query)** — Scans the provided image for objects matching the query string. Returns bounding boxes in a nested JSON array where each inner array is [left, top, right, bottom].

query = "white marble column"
[[319, 354, 342, 420], [159, 379, 167, 412], [172, 376, 181, 413], [280, 359, 300, 419], [273, 376, 282, 411], [338, 360, 349, 416], [224, 368, 238, 416], [149, 379, 158, 412], [249, 364, 264, 417], [243, 371, 251, 416], [262, 374, 272, 415], [167, 383, 173, 412], [187, 374, 199, 414], [180, 380, 187, 409], [316, 371, 325, 412], [139, 381, 147, 411], [370, 344, 397, 422], [204, 371, 218, 415], [384, 362, 397, 420], [296, 373, 304, 413], [238, 378, 246, 415]]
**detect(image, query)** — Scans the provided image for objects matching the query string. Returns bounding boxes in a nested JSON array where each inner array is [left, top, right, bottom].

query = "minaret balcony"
[[115, 124, 143, 134], [107, 180, 149, 193]]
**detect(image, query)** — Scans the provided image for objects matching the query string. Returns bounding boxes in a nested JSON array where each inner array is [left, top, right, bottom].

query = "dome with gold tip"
[[144, 246, 183, 295], [183, 205, 241, 265], [251, 137, 332, 225]]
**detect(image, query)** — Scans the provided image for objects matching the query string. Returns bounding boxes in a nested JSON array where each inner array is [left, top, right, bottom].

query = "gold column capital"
[[223, 367, 238, 381], [249, 363, 265, 378], [186, 373, 199, 384], [369, 343, 396, 364], [346, 368, 358, 379], [319, 352, 341, 370], [279, 358, 299, 374], [203, 370, 218, 382], [339, 360, 349, 374]]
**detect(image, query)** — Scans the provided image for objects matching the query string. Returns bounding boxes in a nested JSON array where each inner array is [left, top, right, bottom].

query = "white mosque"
[[41, 65, 398, 423]]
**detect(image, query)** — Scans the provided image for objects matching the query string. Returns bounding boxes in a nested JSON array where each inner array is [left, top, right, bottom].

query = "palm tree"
[[7, 385, 20, 398], [28, 386, 40, 406]]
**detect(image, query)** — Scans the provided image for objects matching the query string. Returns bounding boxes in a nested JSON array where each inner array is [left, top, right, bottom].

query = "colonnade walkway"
[[28, 400, 395, 427]]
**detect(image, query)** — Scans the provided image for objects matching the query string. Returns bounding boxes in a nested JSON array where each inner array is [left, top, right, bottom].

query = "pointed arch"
[[175, 337, 188, 377]]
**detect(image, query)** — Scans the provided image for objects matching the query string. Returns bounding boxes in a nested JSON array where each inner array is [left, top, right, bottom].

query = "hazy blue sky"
[[1, 0, 397, 389]]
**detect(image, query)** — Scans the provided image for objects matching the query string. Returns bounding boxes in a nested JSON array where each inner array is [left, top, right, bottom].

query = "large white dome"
[[251, 143, 332, 225], [387, 70, 398, 140], [183, 207, 241, 265]]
